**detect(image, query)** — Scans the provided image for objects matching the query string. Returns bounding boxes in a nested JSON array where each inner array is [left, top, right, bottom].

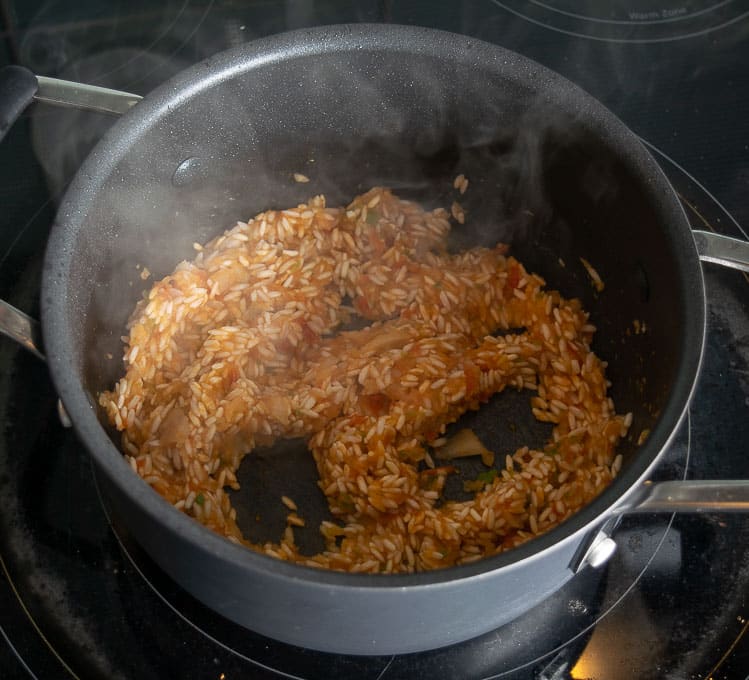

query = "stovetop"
[[1, 2, 748, 678]]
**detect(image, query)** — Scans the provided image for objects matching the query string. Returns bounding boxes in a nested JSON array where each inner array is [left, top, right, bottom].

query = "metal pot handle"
[[617, 480, 749, 513], [0, 66, 38, 142], [693, 229, 749, 273], [0, 67, 140, 349], [0, 66, 140, 419], [0, 67, 140, 353], [0, 300, 44, 359], [34, 74, 141, 115], [0, 65, 140, 146], [616, 229, 749, 514]]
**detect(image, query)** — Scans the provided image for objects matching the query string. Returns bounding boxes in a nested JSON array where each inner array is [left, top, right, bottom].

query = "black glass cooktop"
[[1, 2, 748, 678]]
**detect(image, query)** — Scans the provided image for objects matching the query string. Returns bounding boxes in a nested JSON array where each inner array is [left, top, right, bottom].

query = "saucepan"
[[1, 25, 748, 655]]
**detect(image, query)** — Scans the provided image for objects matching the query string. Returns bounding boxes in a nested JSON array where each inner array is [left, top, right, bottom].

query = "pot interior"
[[49, 33, 697, 554]]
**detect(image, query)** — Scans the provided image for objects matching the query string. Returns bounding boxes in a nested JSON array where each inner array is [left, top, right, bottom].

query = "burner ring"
[[491, 0, 749, 43]]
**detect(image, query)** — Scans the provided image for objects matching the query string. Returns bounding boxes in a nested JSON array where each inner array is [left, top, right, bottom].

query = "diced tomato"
[[506, 263, 521, 291], [277, 338, 295, 355], [300, 320, 319, 346], [222, 363, 240, 390], [360, 393, 391, 417], [464, 359, 481, 395], [421, 465, 457, 476], [354, 295, 372, 317], [367, 227, 386, 256]]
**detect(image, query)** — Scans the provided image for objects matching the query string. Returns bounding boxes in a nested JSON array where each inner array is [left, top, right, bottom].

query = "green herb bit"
[[338, 494, 356, 514], [476, 469, 498, 485], [195, 493, 205, 506]]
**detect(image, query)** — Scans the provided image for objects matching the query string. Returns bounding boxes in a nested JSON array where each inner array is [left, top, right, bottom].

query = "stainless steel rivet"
[[585, 536, 617, 569]]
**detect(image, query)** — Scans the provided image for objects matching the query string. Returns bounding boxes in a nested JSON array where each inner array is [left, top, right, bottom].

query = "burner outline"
[[527, 0, 736, 25], [490, 0, 749, 43], [640, 138, 748, 240]]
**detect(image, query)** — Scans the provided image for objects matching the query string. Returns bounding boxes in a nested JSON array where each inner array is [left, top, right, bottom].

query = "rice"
[[580, 257, 605, 292], [281, 495, 297, 511], [452, 173, 469, 194], [451, 200, 466, 224], [100, 186, 630, 574]]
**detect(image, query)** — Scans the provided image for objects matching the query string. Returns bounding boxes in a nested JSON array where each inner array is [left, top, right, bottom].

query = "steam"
[[40, 32, 623, 405], [30, 48, 190, 199]]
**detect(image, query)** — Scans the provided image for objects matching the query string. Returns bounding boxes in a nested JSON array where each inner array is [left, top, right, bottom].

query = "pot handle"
[[616, 480, 749, 514], [613, 229, 749, 515], [0, 65, 38, 144], [693, 229, 749, 272], [0, 299, 44, 360], [34, 74, 142, 115], [572, 477, 749, 572], [0, 65, 141, 143], [1, 300, 72, 427], [0, 68, 138, 422], [0, 66, 141, 353]]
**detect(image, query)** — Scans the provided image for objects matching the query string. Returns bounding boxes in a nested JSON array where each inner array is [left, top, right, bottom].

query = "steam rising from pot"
[[40, 38, 621, 395]]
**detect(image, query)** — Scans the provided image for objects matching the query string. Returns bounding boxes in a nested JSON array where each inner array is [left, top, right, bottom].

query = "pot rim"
[[40, 23, 706, 589]]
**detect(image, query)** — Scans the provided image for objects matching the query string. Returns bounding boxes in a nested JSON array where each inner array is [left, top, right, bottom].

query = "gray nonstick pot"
[[1, 25, 748, 655]]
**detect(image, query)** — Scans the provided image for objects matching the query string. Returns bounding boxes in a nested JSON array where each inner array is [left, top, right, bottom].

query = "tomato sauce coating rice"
[[100, 187, 629, 573]]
